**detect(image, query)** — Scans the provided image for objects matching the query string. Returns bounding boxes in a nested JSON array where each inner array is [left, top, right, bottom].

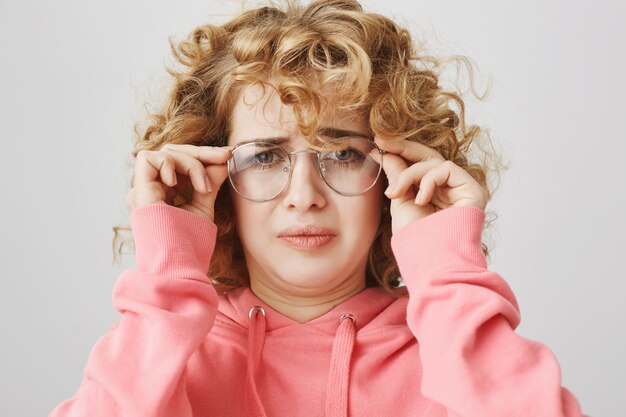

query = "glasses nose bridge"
[[286, 148, 324, 176], [287, 148, 321, 158]]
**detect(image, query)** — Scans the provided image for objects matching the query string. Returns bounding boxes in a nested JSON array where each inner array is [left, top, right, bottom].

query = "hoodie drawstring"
[[246, 306, 268, 417], [325, 313, 356, 417], [246, 307, 357, 417]]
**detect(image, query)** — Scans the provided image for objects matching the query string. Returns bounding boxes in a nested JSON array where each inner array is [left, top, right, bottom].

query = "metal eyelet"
[[339, 313, 356, 326], [248, 305, 266, 319]]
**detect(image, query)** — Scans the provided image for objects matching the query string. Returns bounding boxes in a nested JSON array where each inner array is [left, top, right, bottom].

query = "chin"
[[274, 267, 346, 289], [282, 273, 336, 288]]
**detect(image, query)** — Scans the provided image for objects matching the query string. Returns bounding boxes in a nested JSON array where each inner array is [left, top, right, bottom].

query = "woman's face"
[[227, 83, 384, 297]]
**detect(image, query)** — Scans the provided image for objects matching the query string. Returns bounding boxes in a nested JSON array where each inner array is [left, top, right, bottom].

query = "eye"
[[249, 147, 286, 171], [255, 150, 277, 164], [334, 149, 354, 161], [327, 146, 365, 163], [319, 137, 371, 167]]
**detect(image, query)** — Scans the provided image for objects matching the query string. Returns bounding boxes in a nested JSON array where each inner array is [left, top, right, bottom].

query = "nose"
[[281, 150, 327, 211]]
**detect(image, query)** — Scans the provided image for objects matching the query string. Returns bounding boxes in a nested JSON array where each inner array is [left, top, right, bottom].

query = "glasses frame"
[[227, 137, 386, 202]]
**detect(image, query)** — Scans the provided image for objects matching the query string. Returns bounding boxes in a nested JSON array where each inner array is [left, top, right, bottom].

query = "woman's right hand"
[[126, 144, 233, 221]]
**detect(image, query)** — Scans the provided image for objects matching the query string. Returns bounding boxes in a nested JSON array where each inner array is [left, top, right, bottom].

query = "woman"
[[49, 0, 587, 416]]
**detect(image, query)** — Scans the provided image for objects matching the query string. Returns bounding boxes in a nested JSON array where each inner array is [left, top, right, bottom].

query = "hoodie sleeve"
[[49, 203, 219, 417], [390, 205, 588, 417]]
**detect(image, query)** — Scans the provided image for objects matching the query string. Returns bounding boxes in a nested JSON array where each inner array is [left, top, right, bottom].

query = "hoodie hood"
[[218, 286, 405, 332], [216, 286, 408, 417]]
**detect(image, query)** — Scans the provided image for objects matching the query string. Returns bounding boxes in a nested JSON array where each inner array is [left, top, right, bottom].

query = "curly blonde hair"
[[112, 0, 508, 296]]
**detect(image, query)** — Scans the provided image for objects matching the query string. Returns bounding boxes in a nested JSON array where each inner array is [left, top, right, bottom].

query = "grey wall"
[[1, 1, 623, 416]]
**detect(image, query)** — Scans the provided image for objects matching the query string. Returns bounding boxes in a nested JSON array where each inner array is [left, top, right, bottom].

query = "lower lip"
[[279, 235, 334, 249]]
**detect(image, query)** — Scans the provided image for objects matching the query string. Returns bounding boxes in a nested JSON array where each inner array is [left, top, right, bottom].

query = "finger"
[[415, 161, 470, 205], [415, 163, 448, 205], [374, 134, 445, 164], [165, 148, 214, 193], [386, 158, 444, 199], [205, 163, 229, 191], [188, 164, 229, 211], [135, 149, 210, 194], [370, 150, 414, 200], [134, 150, 178, 188], [160, 144, 233, 165]]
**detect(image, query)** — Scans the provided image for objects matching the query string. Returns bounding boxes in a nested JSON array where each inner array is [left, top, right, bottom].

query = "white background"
[[1, 1, 624, 416]]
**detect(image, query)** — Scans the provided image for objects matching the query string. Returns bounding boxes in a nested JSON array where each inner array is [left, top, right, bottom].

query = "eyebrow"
[[235, 137, 289, 147], [319, 128, 373, 140], [234, 128, 373, 147]]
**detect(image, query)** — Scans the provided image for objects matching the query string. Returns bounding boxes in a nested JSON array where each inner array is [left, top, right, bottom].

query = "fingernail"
[[415, 189, 422, 204], [385, 181, 396, 196], [204, 175, 213, 193]]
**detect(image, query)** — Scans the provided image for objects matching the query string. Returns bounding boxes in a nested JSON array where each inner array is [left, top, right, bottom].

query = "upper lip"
[[278, 225, 337, 237]]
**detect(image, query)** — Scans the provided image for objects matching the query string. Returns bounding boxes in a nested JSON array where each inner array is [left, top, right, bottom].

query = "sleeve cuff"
[[391, 205, 487, 285], [130, 203, 218, 277]]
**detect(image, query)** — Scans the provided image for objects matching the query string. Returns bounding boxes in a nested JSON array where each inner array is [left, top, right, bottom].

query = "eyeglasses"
[[227, 137, 385, 202]]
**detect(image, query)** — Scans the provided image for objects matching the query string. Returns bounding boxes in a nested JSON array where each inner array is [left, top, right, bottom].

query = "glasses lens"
[[228, 142, 290, 201], [319, 137, 381, 195]]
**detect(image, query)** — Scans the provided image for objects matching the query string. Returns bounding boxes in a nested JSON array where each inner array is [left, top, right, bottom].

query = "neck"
[[249, 278, 366, 323]]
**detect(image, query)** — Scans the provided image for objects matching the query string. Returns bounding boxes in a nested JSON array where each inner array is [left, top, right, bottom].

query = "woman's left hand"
[[371, 135, 489, 234]]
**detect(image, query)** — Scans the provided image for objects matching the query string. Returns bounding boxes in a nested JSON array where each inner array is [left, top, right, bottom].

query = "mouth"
[[277, 225, 336, 250], [278, 235, 335, 249]]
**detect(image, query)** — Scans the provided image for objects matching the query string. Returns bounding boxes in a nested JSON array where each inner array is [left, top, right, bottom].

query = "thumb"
[[205, 163, 230, 192], [186, 163, 229, 220], [371, 148, 434, 231], [371, 149, 415, 202]]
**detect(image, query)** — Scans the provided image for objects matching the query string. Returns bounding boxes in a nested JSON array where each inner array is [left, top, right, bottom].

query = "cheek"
[[342, 186, 384, 233], [230, 192, 271, 244]]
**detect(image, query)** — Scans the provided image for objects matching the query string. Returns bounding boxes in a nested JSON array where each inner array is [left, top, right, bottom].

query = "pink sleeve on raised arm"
[[49, 203, 219, 417], [391, 205, 588, 417]]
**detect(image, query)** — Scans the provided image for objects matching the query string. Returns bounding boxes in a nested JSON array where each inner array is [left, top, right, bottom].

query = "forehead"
[[228, 83, 370, 146]]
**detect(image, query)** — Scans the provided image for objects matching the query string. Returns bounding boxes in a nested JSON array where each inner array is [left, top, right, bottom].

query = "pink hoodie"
[[49, 203, 588, 417]]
